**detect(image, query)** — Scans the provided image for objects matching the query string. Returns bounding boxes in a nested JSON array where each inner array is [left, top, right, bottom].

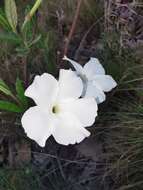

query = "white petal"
[[25, 73, 58, 107], [63, 56, 83, 74], [52, 113, 90, 145], [21, 106, 53, 147], [60, 98, 98, 127], [85, 81, 106, 104], [83, 58, 105, 79], [93, 75, 117, 92], [58, 69, 83, 100]]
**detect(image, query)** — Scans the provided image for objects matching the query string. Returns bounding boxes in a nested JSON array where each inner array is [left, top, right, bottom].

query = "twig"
[[63, 0, 83, 56]]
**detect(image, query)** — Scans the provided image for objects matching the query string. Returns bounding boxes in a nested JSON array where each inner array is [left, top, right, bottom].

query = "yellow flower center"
[[52, 105, 60, 114]]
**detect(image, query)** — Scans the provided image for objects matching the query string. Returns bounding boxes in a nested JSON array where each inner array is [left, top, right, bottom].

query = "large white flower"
[[63, 56, 117, 104], [21, 69, 98, 147]]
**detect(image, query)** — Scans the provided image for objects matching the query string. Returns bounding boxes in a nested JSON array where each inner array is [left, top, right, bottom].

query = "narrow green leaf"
[[5, 0, 18, 33], [0, 14, 10, 30], [0, 9, 11, 30], [0, 32, 21, 44], [22, 0, 42, 30], [0, 79, 10, 89], [0, 79, 13, 96], [0, 100, 24, 113], [16, 78, 28, 108], [28, 34, 41, 48]]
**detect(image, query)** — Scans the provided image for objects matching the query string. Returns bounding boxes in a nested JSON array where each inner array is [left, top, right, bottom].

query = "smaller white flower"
[[63, 56, 117, 104], [21, 69, 98, 147]]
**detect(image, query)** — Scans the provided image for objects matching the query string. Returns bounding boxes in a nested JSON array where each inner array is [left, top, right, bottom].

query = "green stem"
[[22, 0, 43, 31]]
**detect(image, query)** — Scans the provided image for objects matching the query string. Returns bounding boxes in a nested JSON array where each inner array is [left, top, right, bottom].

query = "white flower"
[[21, 69, 98, 147], [63, 56, 117, 104]]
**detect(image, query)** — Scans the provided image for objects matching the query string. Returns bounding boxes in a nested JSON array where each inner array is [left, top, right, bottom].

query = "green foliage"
[[0, 78, 28, 113], [22, 0, 42, 31], [16, 78, 28, 109], [5, 0, 18, 33], [0, 79, 13, 96], [0, 0, 42, 59], [0, 100, 24, 113], [21, 6, 36, 42], [0, 9, 11, 31], [0, 32, 22, 44]]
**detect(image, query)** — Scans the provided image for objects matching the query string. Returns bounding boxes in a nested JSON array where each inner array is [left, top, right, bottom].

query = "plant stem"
[[63, 0, 83, 56], [22, 0, 43, 31]]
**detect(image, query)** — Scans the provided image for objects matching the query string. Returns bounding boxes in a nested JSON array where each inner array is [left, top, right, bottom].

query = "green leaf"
[[5, 0, 18, 33], [0, 14, 10, 30], [15, 47, 29, 56], [0, 9, 11, 30], [0, 79, 13, 96], [16, 78, 28, 108], [0, 32, 22, 44], [22, 0, 42, 31], [28, 34, 41, 48], [0, 100, 24, 113]]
